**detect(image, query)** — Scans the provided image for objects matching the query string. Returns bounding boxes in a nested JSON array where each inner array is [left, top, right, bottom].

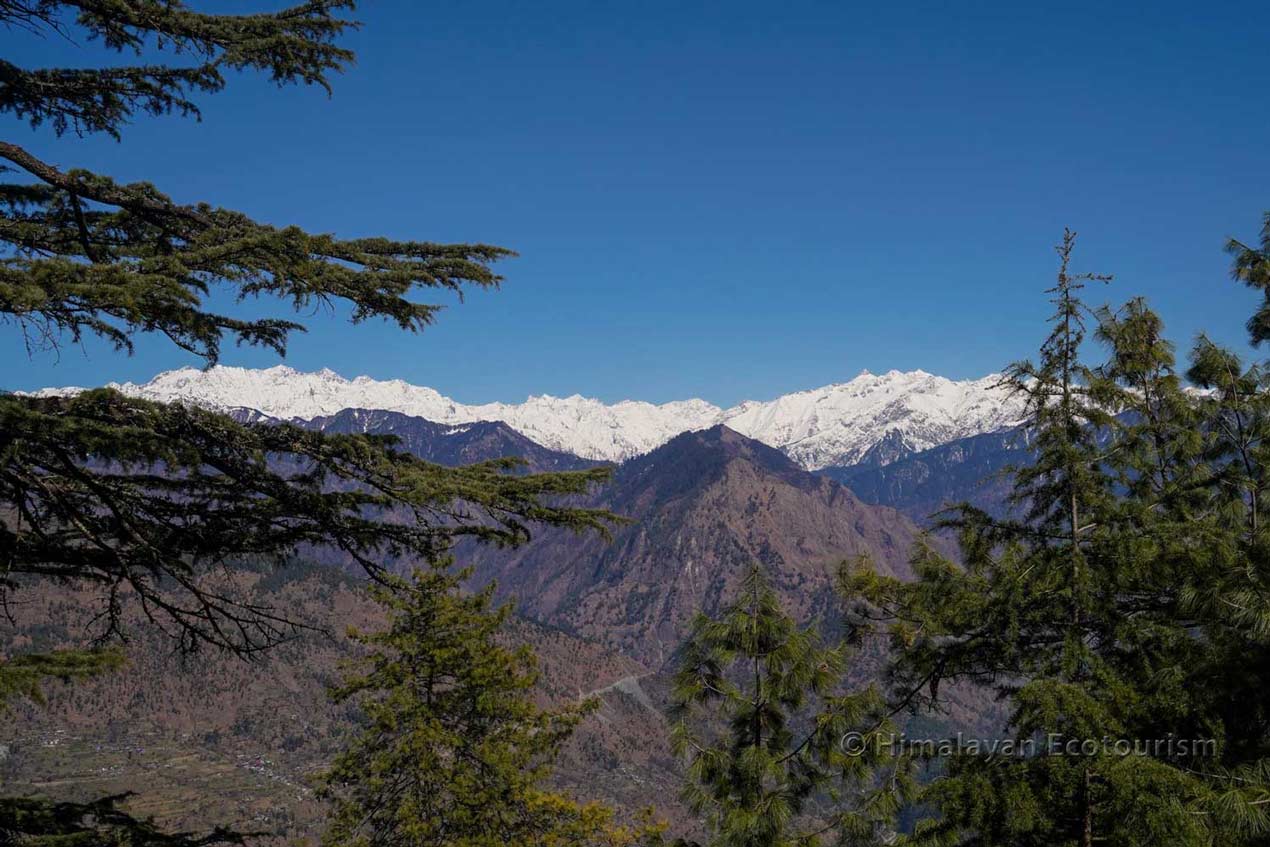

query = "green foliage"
[[670, 565, 912, 847], [1227, 212, 1270, 345], [0, 5, 471, 365], [0, 140, 514, 363], [1, 0, 356, 139], [318, 563, 654, 847], [845, 228, 1270, 845]]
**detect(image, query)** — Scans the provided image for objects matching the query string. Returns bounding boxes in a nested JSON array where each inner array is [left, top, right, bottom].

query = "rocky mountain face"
[[28, 365, 1025, 470], [457, 425, 931, 667]]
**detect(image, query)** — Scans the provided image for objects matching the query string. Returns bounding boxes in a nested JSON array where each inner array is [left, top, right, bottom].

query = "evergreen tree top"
[[672, 565, 911, 847], [0, 1, 514, 363], [1, 0, 357, 140]]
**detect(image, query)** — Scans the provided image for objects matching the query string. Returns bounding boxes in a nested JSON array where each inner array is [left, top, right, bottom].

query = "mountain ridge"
[[457, 423, 933, 666], [25, 364, 1026, 470], [230, 408, 603, 474], [822, 425, 1032, 524]]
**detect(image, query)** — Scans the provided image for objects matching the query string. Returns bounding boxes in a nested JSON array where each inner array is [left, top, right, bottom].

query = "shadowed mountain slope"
[[823, 425, 1031, 525], [231, 407, 600, 473]]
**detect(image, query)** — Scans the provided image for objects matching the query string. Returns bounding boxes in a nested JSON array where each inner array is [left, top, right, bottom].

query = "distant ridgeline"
[[28, 364, 1027, 469]]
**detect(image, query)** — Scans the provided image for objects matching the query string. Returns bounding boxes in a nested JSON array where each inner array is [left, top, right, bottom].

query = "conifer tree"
[[670, 565, 910, 847], [1227, 212, 1270, 346], [1087, 298, 1217, 753], [318, 562, 656, 847], [844, 232, 1235, 845], [1170, 212, 1270, 830]]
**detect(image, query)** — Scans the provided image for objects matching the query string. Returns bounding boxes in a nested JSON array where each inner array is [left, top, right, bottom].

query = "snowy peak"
[[26, 366, 1026, 469], [723, 369, 1023, 469]]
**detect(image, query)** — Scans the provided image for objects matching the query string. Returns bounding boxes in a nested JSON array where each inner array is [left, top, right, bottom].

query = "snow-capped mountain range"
[[25, 366, 1027, 470]]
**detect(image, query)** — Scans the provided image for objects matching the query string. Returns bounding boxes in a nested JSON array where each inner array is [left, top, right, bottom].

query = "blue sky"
[[3, 0, 1268, 406]]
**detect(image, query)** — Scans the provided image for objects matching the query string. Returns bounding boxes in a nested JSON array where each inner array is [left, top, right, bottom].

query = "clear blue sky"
[[3, 0, 1268, 406]]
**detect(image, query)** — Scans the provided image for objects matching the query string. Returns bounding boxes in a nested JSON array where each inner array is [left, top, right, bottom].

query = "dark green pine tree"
[[319, 563, 656, 847], [845, 231, 1235, 846], [1088, 298, 1215, 752], [669, 565, 911, 847], [1227, 212, 1270, 347], [0, 2, 617, 841], [1171, 211, 1270, 831]]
